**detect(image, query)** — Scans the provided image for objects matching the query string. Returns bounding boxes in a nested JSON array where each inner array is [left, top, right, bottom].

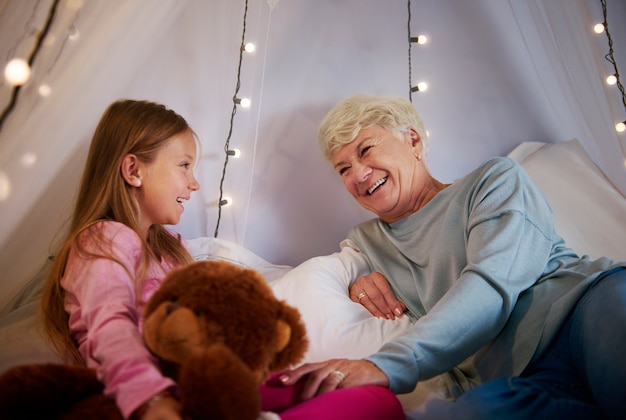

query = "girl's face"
[[332, 125, 427, 223], [135, 129, 200, 235]]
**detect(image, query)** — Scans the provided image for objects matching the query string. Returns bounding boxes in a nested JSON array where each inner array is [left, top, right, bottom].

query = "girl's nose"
[[189, 174, 200, 191]]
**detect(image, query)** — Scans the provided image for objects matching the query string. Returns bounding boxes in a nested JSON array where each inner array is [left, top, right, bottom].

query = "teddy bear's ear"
[[269, 303, 309, 371]]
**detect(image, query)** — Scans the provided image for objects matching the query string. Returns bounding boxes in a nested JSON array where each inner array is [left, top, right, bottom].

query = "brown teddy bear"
[[0, 260, 308, 420]]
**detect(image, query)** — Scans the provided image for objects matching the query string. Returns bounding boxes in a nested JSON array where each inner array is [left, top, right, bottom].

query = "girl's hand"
[[279, 359, 389, 401], [349, 272, 406, 319]]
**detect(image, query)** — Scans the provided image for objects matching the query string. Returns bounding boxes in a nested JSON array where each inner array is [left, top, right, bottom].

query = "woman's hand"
[[349, 272, 406, 319], [133, 391, 181, 420], [279, 359, 389, 401]]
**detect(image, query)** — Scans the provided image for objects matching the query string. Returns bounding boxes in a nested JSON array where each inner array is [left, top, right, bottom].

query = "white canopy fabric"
[[0, 0, 625, 311]]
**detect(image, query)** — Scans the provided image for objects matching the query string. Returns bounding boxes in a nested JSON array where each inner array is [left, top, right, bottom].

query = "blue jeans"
[[414, 268, 626, 420]]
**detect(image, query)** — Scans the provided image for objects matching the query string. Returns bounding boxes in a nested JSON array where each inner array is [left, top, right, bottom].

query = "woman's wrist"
[[130, 389, 176, 420]]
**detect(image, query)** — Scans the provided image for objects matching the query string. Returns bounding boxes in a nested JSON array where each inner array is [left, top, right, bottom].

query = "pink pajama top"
[[62, 221, 180, 418]]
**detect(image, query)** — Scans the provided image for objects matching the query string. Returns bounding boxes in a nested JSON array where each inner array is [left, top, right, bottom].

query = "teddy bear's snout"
[[165, 302, 179, 315]]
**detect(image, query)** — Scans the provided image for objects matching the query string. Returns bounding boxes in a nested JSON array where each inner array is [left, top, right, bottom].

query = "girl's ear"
[[121, 154, 142, 187]]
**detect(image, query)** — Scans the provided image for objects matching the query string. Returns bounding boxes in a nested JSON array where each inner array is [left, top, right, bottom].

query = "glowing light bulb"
[[67, 0, 85, 10], [21, 153, 37, 167], [39, 84, 52, 97], [219, 197, 233, 207], [410, 35, 428, 45], [236, 97, 251, 108], [606, 74, 617, 85], [243, 43, 255, 53], [0, 171, 11, 201], [410, 82, 429, 93], [593, 23, 605, 34], [68, 26, 80, 41], [616, 121, 626, 133], [4, 58, 31, 86], [227, 149, 241, 158]]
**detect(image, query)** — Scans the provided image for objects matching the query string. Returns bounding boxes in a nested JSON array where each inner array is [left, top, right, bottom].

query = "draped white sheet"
[[0, 0, 625, 311], [509, 0, 626, 195]]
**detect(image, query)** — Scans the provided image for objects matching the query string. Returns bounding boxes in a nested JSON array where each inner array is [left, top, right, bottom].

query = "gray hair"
[[317, 94, 429, 161]]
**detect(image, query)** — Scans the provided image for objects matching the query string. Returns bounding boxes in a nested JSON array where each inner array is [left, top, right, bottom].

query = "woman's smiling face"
[[332, 126, 427, 223]]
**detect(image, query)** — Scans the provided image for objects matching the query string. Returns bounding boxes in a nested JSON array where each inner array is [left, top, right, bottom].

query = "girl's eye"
[[181, 163, 190, 169], [338, 166, 350, 176]]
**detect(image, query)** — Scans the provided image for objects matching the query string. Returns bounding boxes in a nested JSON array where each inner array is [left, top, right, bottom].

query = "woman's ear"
[[405, 128, 423, 159], [121, 153, 142, 187], [408, 127, 421, 147]]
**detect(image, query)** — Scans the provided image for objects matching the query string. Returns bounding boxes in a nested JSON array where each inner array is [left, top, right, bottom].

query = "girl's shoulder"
[[83, 219, 137, 237], [78, 220, 143, 250]]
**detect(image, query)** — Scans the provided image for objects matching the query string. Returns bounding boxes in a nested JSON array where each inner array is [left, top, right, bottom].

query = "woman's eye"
[[360, 146, 372, 156], [338, 167, 349, 176]]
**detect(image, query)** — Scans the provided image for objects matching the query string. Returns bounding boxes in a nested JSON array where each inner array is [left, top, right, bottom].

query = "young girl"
[[41, 99, 199, 420], [40, 99, 404, 420]]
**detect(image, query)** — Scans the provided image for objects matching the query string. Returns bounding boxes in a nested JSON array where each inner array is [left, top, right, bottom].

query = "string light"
[[243, 42, 255, 53], [597, 0, 626, 134], [227, 148, 241, 158], [0, 0, 61, 132], [407, 0, 428, 102], [214, 0, 251, 237]]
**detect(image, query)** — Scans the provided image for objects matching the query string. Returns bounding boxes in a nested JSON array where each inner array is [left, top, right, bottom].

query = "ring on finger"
[[329, 370, 346, 382], [357, 292, 367, 301]]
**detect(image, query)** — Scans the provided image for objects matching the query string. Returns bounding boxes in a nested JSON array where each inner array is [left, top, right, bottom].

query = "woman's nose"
[[352, 162, 371, 183]]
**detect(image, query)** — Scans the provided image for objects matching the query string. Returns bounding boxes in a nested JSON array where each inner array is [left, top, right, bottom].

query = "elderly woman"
[[280, 94, 626, 419]]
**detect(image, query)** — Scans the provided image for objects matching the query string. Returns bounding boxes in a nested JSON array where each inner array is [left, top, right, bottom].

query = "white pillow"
[[269, 246, 413, 364], [508, 139, 626, 261], [186, 236, 293, 282]]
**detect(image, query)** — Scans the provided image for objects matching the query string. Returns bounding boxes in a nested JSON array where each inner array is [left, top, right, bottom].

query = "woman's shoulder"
[[477, 156, 521, 175], [462, 156, 527, 186]]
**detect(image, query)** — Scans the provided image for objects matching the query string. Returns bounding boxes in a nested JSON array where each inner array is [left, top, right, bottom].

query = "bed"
[[1, 139, 625, 417]]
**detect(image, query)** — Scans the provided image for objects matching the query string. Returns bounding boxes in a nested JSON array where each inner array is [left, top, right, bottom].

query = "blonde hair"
[[40, 99, 195, 365], [317, 94, 429, 161]]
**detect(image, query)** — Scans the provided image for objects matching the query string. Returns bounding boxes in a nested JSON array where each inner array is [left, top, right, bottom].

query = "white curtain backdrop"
[[0, 0, 624, 311], [510, 0, 626, 195]]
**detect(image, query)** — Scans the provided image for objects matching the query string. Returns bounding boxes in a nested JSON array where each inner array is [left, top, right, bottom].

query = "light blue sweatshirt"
[[347, 157, 623, 395]]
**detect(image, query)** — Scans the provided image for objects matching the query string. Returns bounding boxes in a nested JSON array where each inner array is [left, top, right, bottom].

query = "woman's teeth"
[[368, 177, 387, 195]]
